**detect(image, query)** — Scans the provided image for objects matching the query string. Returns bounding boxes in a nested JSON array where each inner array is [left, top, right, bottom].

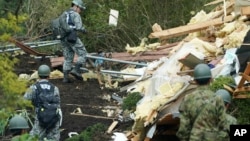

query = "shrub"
[[122, 92, 142, 111]]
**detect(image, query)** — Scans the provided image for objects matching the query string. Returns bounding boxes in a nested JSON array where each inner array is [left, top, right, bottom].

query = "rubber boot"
[[70, 63, 83, 80], [63, 70, 72, 83]]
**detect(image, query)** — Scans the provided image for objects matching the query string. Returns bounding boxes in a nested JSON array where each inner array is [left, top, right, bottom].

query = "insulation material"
[[18, 74, 30, 81], [188, 38, 219, 56], [222, 22, 250, 49], [133, 75, 188, 121], [19, 70, 63, 81], [127, 79, 151, 94], [30, 71, 38, 80], [125, 38, 160, 55], [187, 10, 222, 37], [146, 57, 168, 71], [188, 10, 219, 24], [50, 69, 63, 78], [121, 67, 146, 80]]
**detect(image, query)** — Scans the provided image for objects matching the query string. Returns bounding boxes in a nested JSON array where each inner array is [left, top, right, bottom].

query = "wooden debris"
[[9, 38, 47, 56], [71, 108, 115, 119], [241, 6, 250, 15], [70, 113, 115, 120], [107, 121, 119, 134], [178, 53, 204, 69], [148, 15, 234, 40], [204, 0, 224, 6], [233, 62, 250, 98]]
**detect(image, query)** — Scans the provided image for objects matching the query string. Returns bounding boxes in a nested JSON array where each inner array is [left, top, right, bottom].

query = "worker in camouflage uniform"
[[24, 65, 62, 141], [176, 64, 230, 141], [61, 0, 88, 83], [215, 89, 237, 131], [8, 115, 30, 139]]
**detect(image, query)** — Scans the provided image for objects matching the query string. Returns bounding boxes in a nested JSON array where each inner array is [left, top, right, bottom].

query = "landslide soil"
[[13, 54, 130, 141], [13, 54, 179, 141]]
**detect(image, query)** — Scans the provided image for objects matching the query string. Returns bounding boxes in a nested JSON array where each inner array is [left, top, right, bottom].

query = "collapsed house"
[[111, 0, 250, 141]]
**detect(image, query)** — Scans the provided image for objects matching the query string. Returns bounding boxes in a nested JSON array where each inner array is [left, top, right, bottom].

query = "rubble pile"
[[114, 0, 250, 140]]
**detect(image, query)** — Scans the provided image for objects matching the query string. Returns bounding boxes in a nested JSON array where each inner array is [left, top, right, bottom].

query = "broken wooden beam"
[[70, 113, 115, 120], [107, 121, 119, 134], [9, 38, 47, 56], [148, 15, 234, 40]]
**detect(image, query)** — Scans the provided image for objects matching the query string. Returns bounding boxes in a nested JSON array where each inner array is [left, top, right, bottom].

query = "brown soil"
[[13, 54, 132, 141], [13, 54, 179, 141]]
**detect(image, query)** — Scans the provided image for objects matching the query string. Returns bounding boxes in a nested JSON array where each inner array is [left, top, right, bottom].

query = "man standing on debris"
[[62, 0, 88, 83], [24, 65, 62, 141], [176, 63, 230, 141]]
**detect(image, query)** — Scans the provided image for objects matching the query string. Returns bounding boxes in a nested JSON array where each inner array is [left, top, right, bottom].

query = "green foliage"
[[209, 75, 235, 92], [11, 133, 38, 141], [0, 54, 31, 123], [209, 75, 250, 124], [232, 99, 250, 124], [0, 13, 27, 42], [0, 0, 215, 52], [65, 123, 107, 141], [122, 92, 142, 111], [82, 0, 214, 52], [0, 116, 8, 136]]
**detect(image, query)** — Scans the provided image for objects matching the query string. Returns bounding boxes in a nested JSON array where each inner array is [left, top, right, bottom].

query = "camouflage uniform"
[[176, 86, 230, 141], [24, 79, 61, 141], [61, 7, 87, 72]]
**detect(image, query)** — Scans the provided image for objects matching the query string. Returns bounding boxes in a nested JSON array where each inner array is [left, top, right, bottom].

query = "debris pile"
[[111, 1, 250, 140]]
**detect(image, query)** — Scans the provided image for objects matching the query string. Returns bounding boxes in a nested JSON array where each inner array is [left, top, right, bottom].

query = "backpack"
[[51, 9, 75, 40], [33, 81, 60, 131]]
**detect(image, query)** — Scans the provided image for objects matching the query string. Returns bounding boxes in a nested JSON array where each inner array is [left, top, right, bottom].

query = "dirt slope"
[[14, 54, 127, 141]]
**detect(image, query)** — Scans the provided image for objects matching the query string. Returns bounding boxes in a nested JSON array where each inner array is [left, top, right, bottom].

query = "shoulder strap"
[[34, 82, 55, 106], [66, 9, 76, 27]]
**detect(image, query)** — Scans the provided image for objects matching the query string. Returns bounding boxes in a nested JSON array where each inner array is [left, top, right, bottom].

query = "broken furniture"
[[233, 62, 250, 98]]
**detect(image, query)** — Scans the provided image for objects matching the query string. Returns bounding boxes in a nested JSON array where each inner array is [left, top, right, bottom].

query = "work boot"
[[70, 63, 83, 80], [63, 70, 72, 83]]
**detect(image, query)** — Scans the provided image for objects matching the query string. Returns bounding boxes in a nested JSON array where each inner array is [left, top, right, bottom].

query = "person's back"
[[24, 65, 61, 141], [177, 86, 227, 141], [189, 90, 228, 140], [177, 64, 228, 141]]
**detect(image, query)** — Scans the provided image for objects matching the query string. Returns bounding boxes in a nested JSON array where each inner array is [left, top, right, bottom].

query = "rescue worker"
[[176, 63, 229, 141], [24, 65, 62, 141], [8, 115, 30, 137], [215, 89, 237, 130], [61, 0, 88, 83]]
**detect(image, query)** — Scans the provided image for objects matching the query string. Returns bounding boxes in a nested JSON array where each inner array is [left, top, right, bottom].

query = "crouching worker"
[[8, 115, 30, 139], [24, 64, 62, 141], [215, 89, 237, 130]]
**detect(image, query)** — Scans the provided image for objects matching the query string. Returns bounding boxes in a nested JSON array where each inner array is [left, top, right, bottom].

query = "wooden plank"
[[233, 94, 250, 98], [178, 53, 204, 69], [148, 15, 234, 40], [241, 6, 250, 15], [9, 38, 47, 56], [70, 113, 115, 120], [204, 0, 224, 6], [107, 121, 119, 134]]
